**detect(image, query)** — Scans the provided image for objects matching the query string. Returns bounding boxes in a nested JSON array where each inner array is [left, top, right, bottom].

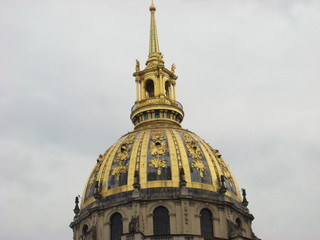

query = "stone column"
[[172, 83, 176, 101], [105, 221, 111, 240], [216, 206, 227, 239], [141, 80, 146, 100], [97, 211, 104, 240], [136, 80, 140, 101]]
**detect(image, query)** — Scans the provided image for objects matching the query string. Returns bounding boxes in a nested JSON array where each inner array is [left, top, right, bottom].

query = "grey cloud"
[[1, 0, 319, 239]]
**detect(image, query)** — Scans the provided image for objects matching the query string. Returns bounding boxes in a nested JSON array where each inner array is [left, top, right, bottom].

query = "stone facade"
[[70, 188, 258, 240]]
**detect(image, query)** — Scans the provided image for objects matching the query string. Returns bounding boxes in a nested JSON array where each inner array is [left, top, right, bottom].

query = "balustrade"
[[131, 98, 183, 112]]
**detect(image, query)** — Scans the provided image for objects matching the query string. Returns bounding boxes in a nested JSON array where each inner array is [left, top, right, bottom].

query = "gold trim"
[[197, 138, 219, 191], [173, 130, 192, 187], [104, 185, 129, 197], [101, 136, 127, 192], [139, 130, 151, 187], [144, 180, 175, 189], [166, 130, 179, 186], [127, 132, 144, 188], [191, 182, 215, 192], [183, 132, 206, 179], [169, 129, 182, 168], [110, 133, 137, 183]]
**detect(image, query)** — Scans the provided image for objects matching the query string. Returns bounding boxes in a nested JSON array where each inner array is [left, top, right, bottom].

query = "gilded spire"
[[131, 2, 183, 130], [149, 0, 160, 55]]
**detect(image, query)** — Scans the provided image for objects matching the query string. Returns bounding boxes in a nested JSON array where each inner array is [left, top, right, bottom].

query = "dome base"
[[71, 187, 258, 240]]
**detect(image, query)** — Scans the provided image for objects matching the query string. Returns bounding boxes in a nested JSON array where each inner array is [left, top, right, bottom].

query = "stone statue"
[[227, 219, 242, 238], [179, 168, 187, 187], [136, 59, 140, 72], [129, 216, 139, 233], [94, 181, 101, 200], [133, 170, 140, 189], [171, 63, 176, 73], [219, 175, 227, 194]]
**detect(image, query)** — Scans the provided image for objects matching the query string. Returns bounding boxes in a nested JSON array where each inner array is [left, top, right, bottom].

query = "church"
[[70, 2, 260, 240]]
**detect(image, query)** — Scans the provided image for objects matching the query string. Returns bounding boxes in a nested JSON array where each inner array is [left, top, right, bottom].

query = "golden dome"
[[71, 5, 260, 240], [81, 127, 241, 209], [81, 2, 242, 210]]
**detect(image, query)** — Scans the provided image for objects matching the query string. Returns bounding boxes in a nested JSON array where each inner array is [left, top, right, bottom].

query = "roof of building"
[[80, 2, 243, 210]]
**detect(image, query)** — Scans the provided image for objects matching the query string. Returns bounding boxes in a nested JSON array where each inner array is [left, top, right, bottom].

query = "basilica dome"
[[81, 3, 241, 210], [82, 127, 241, 209], [71, 3, 259, 240]]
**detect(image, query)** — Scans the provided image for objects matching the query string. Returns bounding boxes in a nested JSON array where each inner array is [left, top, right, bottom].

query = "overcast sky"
[[1, 0, 319, 239]]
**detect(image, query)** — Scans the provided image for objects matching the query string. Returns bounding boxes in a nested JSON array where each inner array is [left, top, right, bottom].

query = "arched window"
[[82, 224, 89, 240], [236, 218, 242, 229], [165, 81, 171, 98], [110, 213, 123, 240], [200, 208, 213, 237], [145, 80, 155, 98], [153, 206, 170, 235]]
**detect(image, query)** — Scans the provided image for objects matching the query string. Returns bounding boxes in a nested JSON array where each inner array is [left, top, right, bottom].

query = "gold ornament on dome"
[[149, 131, 167, 175], [192, 159, 206, 178], [149, 156, 167, 175], [112, 162, 128, 181], [183, 132, 193, 142], [126, 134, 136, 144], [186, 140, 202, 160], [152, 131, 165, 141], [209, 145, 236, 190], [183, 133, 206, 178], [116, 143, 131, 162], [111, 134, 136, 183], [89, 154, 104, 185], [150, 140, 166, 155], [89, 176, 96, 186], [211, 147, 229, 174], [217, 157, 229, 174]]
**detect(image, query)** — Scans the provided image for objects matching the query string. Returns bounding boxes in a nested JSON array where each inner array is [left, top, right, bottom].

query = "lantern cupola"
[[131, 1, 184, 130]]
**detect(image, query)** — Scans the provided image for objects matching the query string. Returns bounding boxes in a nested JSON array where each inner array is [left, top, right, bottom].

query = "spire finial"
[[150, 0, 156, 11], [149, 0, 160, 55], [73, 196, 80, 215], [241, 188, 249, 207]]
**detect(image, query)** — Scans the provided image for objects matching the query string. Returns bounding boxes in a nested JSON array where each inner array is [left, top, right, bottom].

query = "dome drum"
[[131, 98, 183, 113], [71, 192, 255, 240], [130, 107, 184, 129]]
